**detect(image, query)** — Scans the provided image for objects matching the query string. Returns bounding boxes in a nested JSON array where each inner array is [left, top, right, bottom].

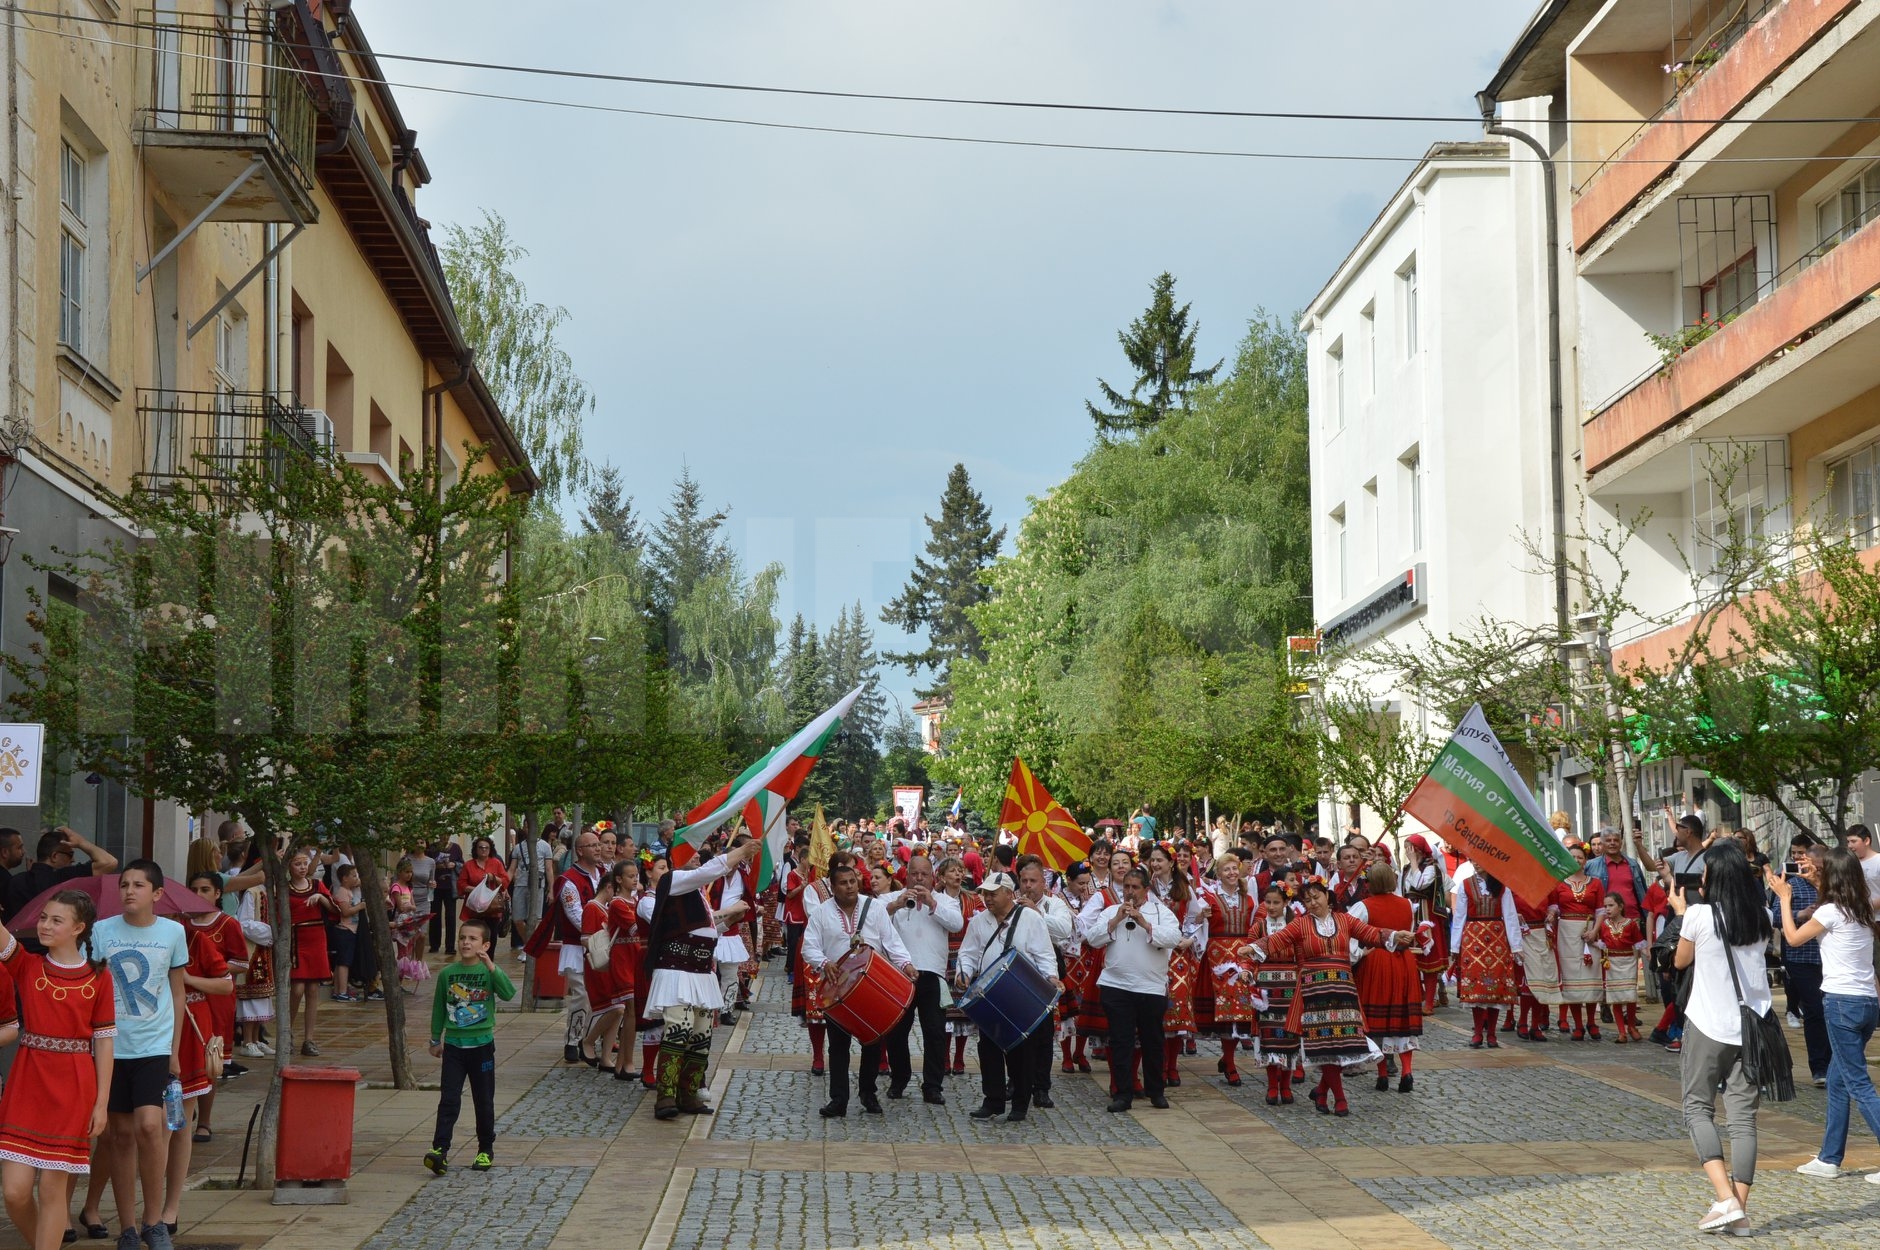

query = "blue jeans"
[[1819, 993, 1880, 1165]]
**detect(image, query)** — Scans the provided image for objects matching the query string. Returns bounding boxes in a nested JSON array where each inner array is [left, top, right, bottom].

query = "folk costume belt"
[[22, 1032, 91, 1053], [657, 933, 718, 974]]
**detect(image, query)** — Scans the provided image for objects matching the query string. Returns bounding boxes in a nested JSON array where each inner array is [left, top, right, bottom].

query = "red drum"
[[818, 947, 914, 1044]]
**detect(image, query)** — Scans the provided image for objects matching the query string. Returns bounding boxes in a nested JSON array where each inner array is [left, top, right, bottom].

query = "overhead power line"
[[7, 3, 1880, 165]]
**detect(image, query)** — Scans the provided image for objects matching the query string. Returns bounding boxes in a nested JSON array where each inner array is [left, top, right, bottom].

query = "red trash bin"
[[534, 941, 567, 999], [276, 1065, 360, 1184]]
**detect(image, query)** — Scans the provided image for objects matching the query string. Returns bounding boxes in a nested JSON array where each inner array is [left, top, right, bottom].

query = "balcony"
[[1572, 0, 1859, 252], [1583, 210, 1880, 475], [136, 390, 325, 495], [134, 10, 321, 226]]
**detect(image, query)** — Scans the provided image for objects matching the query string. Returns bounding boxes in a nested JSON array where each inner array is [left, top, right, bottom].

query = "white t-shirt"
[[1681, 902, 1773, 1045], [1813, 903, 1879, 998], [1860, 854, 1880, 907]]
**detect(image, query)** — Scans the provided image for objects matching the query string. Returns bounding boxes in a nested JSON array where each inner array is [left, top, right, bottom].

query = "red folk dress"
[[794, 878, 835, 1026], [943, 889, 987, 1037], [1070, 886, 1119, 1041], [1197, 886, 1259, 1037], [180, 928, 229, 1099], [1250, 914, 1300, 1065], [1593, 915, 1645, 1004], [1456, 875, 1520, 1007], [1349, 892, 1425, 1051], [1549, 877, 1607, 1005], [1253, 911, 1396, 1069], [581, 899, 630, 1013], [190, 911, 248, 1052], [0, 942, 111, 1173], [608, 894, 645, 1011], [287, 881, 334, 983]]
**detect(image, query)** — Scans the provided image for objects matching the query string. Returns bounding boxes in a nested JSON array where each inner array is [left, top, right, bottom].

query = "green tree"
[[880, 709, 933, 813], [881, 463, 1005, 698], [579, 460, 646, 555], [1086, 272, 1223, 439], [817, 603, 887, 818], [440, 210, 591, 501]]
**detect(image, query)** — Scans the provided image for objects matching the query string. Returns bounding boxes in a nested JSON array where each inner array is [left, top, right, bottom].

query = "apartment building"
[[1491, 0, 1880, 843], [1302, 118, 1570, 839], [0, 1, 534, 866]]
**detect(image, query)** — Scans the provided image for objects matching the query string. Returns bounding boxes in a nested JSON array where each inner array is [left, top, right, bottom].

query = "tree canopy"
[[1086, 272, 1224, 440], [880, 463, 1005, 698]]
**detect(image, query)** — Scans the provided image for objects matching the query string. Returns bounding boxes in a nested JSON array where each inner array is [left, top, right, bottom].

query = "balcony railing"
[[137, 390, 325, 494], [135, 9, 319, 217]]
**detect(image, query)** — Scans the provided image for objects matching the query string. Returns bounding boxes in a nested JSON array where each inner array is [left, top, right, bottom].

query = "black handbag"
[[1722, 933, 1795, 1103]]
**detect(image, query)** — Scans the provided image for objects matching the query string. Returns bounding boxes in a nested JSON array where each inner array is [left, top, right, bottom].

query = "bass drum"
[[957, 947, 1056, 1052], [818, 947, 914, 1044]]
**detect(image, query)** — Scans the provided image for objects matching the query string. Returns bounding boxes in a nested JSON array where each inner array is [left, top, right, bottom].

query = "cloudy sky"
[[367, 0, 1524, 719]]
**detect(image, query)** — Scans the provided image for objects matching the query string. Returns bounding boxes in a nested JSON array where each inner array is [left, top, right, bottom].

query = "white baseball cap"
[[976, 871, 1016, 893]]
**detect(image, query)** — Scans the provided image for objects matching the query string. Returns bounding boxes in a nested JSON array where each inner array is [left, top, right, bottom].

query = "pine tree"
[[881, 464, 1006, 698], [579, 461, 645, 554], [647, 466, 731, 620], [814, 603, 886, 818], [1086, 272, 1223, 439]]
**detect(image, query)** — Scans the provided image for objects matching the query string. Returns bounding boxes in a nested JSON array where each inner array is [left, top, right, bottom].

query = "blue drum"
[[958, 947, 1057, 1052]]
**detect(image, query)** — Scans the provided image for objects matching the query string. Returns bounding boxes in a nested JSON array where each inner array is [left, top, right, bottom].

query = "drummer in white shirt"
[[801, 851, 915, 1119], [1016, 855, 1076, 1109], [883, 855, 963, 1105], [1081, 866, 1182, 1112], [956, 871, 1062, 1123]]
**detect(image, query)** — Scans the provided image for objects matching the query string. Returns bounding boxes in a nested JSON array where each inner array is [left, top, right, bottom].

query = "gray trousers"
[[1680, 1022, 1760, 1185]]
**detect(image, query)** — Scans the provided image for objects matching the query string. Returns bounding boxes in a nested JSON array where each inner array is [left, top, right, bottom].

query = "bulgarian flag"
[[1399, 703, 1578, 908], [670, 684, 864, 890]]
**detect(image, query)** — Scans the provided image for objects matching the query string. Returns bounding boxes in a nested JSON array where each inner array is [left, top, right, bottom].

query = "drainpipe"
[[423, 352, 472, 502], [1477, 92, 1569, 647]]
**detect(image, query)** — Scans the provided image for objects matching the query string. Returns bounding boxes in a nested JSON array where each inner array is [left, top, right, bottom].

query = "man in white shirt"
[[1081, 866, 1181, 1112], [883, 855, 963, 1105], [1016, 855, 1075, 1109], [956, 872, 1061, 1123], [801, 852, 915, 1118]]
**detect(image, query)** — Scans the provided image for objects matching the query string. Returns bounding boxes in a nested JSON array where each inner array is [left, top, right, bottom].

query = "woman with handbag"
[[1768, 849, 1880, 1182], [1669, 839, 1775, 1235], [576, 869, 630, 1068], [460, 837, 512, 936]]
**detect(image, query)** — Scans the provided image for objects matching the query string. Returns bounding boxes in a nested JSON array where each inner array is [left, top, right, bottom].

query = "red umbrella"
[[9, 872, 219, 934], [1095, 818, 1124, 829]]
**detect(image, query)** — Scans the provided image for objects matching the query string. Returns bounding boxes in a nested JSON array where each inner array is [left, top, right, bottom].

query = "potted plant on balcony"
[[1647, 311, 1733, 374]]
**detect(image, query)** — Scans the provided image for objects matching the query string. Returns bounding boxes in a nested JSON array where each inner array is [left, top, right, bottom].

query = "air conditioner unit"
[[300, 408, 335, 451]]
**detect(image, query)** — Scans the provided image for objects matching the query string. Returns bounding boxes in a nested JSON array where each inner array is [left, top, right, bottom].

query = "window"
[[1363, 479, 1380, 577], [1361, 305, 1376, 398], [1827, 439, 1878, 546], [211, 303, 247, 467], [1816, 161, 1880, 252], [1699, 249, 1760, 321], [1330, 507, 1348, 598], [1400, 261, 1419, 357], [59, 140, 87, 352], [1401, 450, 1425, 552], [1327, 341, 1345, 432]]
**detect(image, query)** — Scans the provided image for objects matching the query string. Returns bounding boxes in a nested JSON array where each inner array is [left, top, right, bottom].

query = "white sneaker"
[[256, 1040, 276, 1056], [1785, 1012, 1801, 1028], [1866, 1171, 1880, 1186], [1796, 1157, 1842, 1178], [237, 1041, 264, 1058], [1699, 1199, 1745, 1232]]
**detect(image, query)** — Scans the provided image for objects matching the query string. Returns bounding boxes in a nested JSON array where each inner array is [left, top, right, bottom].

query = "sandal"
[[79, 1215, 107, 1240], [193, 1128, 213, 1144]]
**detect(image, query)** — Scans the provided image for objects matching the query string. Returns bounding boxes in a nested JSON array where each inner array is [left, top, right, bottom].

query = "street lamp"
[[1565, 612, 1640, 860]]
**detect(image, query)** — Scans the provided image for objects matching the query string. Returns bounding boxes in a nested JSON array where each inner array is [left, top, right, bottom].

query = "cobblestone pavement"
[[1219, 1065, 1683, 1147], [675, 1168, 1273, 1250], [742, 1002, 929, 1054], [494, 1064, 643, 1137], [1360, 1169, 1880, 1249], [709, 1068, 1161, 1146], [360, 1166, 592, 1250]]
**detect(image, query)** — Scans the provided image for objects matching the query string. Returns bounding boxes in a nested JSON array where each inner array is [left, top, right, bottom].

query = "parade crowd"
[[0, 799, 1873, 1245]]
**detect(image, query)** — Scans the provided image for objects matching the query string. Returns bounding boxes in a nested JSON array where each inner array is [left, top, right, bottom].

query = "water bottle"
[[163, 1079, 185, 1132]]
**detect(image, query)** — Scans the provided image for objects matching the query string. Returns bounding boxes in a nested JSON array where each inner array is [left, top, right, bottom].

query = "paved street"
[[7, 959, 1876, 1250]]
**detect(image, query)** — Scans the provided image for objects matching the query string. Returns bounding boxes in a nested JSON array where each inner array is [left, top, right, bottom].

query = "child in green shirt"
[[424, 918, 515, 1174]]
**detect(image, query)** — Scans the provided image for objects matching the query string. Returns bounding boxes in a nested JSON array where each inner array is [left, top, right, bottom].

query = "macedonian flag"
[[999, 757, 1092, 871]]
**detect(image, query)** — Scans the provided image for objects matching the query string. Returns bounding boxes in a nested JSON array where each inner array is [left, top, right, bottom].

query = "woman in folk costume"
[[634, 854, 670, 1087], [1450, 860, 1523, 1048], [1069, 859, 1122, 1073], [935, 856, 982, 1077], [1146, 844, 1206, 1087], [1512, 877, 1558, 1041], [1349, 863, 1434, 1093], [1547, 844, 1607, 1040], [1197, 853, 1261, 1087], [791, 862, 836, 1076], [1056, 864, 1095, 1072], [1251, 882, 1303, 1104], [1246, 879, 1414, 1116], [576, 866, 632, 1069], [1591, 890, 1646, 1042], [708, 833, 759, 1024], [1399, 834, 1451, 1012]]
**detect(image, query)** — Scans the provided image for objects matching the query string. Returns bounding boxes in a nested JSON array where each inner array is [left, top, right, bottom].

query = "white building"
[[1303, 116, 1576, 839]]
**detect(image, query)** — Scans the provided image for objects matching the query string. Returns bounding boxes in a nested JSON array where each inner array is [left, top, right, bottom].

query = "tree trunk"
[[253, 819, 288, 1190], [517, 811, 539, 1011], [352, 850, 415, 1088]]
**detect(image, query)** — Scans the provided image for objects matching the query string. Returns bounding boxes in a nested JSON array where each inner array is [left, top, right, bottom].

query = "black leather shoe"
[[968, 1103, 1004, 1120], [1149, 1095, 1170, 1109], [563, 1045, 581, 1064], [859, 1097, 883, 1115], [819, 1102, 847, 1118], [887, 1084, 907, 1100], [1398, 1075, 1415, 1094], [1376, 1075, 1390, 1092], [922, 1090, 945, 1106], [1106, 1097, 1132, 1113], [1004, 1107, 1028, 1122], [1032, 1093, 1054, 1109]]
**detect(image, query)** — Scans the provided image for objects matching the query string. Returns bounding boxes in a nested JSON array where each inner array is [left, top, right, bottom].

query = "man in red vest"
[[526, 827, 605, 1063]]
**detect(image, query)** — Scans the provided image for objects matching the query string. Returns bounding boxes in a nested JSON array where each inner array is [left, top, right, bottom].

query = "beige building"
[[0, 0, 534, 866], [1490, 0, 1880, 843]]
